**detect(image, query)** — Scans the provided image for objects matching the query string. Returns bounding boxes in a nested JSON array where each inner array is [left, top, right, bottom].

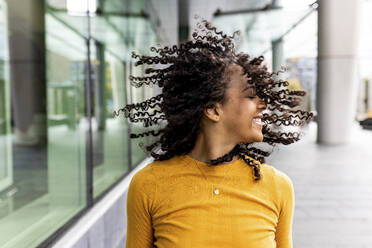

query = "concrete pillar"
[[178, 0, 189, 43], [272, 37, 284, 75], [272, 0, 284, 78], [317, 0, 361, 144]]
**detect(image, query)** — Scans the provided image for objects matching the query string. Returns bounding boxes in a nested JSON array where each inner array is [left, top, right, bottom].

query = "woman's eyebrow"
[[241, 85, 256, 93]]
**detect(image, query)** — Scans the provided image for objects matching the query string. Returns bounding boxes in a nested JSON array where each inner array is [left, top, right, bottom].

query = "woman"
[[116, 18, 313, 248]]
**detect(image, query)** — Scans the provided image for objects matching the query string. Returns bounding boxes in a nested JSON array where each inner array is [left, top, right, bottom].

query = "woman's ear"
[[204, 103, 223, 122]]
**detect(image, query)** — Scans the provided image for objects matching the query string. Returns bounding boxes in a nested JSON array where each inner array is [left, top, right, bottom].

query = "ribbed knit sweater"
[[126, 154, 294, 248]]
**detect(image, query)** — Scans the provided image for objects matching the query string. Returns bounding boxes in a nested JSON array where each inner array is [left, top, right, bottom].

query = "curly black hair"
[[114, 17, 314, 181]]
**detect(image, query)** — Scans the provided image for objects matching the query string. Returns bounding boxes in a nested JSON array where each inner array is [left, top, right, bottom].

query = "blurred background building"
[[0, 0, 371, 248]]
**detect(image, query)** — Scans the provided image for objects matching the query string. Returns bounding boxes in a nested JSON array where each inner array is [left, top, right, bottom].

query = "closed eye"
[[246, 95, 256, 99]]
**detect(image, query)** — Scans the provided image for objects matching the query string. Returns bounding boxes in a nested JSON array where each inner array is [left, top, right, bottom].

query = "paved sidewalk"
[[267, 121, 372, 248]]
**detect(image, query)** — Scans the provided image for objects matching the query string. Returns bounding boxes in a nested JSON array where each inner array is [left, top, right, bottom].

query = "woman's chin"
[[242, 134, 264, 143], [255, 135, 264, 143], [253, 131, 264, 143]]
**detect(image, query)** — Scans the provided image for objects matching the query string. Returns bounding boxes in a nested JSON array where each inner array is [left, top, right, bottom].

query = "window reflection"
[[0, 0, 158, 247]]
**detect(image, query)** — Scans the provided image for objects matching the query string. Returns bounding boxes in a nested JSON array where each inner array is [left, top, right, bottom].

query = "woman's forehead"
[[227, 64, 255, 92]]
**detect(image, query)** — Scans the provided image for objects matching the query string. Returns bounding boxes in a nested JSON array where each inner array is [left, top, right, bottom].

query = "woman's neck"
[[188, 130, 238, 164]]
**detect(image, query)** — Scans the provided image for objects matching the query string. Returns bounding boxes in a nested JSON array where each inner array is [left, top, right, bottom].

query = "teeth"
[[253, 118, 264, 125]]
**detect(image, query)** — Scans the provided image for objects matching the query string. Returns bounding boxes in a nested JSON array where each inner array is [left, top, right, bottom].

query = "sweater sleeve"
[[126, 170, 155, 248], [275, 171, 295, 248]]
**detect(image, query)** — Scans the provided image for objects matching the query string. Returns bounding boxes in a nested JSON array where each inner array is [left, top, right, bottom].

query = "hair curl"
[[114, 17, 314, 181]]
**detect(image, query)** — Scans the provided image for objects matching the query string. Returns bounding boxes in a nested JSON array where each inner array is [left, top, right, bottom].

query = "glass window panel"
[[127, 17, 157, 167], [88, 38, 130, 198], [129, 62, 147, 167], [0, 0, 11, 213], [0, 0, 165, 245], [89, 3, 138, 198], [101, 0, 145, 14], [89, 3, 158, 197], [0, 1, 87, 247], [212, 3, 317, 57], [281, 11, 317, 113]]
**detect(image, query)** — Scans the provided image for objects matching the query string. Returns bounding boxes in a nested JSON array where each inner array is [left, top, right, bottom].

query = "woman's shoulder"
[[132, 155, 187, 180], [259, 163, 294, 205], [129, 155, 187, 198], [260, 162, 293, 188]]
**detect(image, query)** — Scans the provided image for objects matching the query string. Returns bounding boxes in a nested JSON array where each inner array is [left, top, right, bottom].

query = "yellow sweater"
[[126, 154, 294, 248]]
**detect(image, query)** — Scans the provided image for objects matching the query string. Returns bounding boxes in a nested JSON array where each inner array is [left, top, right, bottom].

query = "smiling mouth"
[[253, 118, 264, 126]]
